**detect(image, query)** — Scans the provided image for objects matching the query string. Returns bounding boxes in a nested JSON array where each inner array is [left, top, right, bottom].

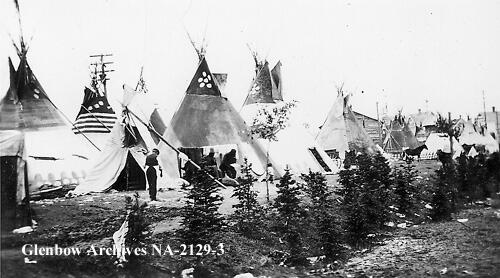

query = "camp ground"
[[1, 1, 500, 277]]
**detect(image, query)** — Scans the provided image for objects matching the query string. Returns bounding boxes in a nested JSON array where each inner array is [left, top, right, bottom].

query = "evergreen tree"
[[338, 153, 393, 247], [339, 154, 375, 247], [274, 169, 308, 266], [367, 153, 394, 228], [123, 193, 149, 267], [232, 158, 263, 238], [180, 162, 224, 244], [393, 159, 420, 218], [430, 164, 458, 221], [456, 153, 472, 203], [302, 171, 343, 261]]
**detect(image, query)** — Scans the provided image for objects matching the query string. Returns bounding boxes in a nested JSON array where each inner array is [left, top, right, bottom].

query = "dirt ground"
[[1, 159, 499, 277]]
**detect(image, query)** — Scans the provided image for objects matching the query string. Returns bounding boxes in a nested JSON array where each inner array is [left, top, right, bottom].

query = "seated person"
[[202, 148, 220, 178], [220, 149, 237, 179]]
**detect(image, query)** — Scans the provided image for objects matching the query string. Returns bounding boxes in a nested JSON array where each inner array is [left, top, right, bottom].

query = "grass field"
[[1, 159, 499, 277]]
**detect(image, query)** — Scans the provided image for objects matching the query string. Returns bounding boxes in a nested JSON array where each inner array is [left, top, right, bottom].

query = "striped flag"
[[73, 87, 117, 134]]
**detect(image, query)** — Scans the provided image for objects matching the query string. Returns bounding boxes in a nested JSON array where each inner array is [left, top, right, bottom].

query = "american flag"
[[72, 87, 117, 134]]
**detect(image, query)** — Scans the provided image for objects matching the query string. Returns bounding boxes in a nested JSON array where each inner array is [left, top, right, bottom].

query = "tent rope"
[[126, 108, 226, 189], [80, 105, 112, 132]]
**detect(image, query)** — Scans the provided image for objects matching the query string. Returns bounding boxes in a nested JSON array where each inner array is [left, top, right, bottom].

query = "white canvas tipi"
[[316, 92, 377, 159], [241, 59, 337, 176], [73, 85, 178, 194]]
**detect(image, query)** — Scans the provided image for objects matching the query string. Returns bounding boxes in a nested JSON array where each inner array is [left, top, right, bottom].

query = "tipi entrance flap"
[[72, 122, 130, 194], [112, 151, 146, 191]]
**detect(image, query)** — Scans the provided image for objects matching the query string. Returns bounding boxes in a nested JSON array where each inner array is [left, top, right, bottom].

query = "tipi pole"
[[376, 101, 382, 144], [127, 109, 226, 188], [80, 105, 112, 132], [57, 108, 102, 152], [448, 112, 453, 155], [482, 90, 488, 130]]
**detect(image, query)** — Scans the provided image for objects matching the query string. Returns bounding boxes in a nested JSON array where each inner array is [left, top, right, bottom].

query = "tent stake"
[[127, 109, 226, 188]]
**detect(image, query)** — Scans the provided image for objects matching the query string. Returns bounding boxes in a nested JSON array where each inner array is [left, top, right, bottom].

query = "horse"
[[402, 144, 428, 162], [436, 149, 453, 166]]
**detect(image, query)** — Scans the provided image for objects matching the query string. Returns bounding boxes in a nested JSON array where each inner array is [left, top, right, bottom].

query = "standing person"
[[145, 148, 162, 201], [266, 163, 274, 184], [220, 149, 237, 178]]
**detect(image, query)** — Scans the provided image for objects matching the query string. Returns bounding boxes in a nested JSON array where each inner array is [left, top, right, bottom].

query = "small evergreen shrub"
[[430, 164, 458, 221], [232, 159, 263, 238], [274, 170, 309, 266], [123, 192, 149, 267], [338, 153, 393, 247], [393, 159, 420, 218], [180, 162, 224, 245], [302, 171, 343, 261]]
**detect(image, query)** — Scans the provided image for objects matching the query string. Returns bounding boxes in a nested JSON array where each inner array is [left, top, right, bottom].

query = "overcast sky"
[[1, 0, 499, 128]]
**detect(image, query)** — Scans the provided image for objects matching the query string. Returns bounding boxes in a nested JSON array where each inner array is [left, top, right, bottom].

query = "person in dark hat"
[[145, 148, 162, 201]]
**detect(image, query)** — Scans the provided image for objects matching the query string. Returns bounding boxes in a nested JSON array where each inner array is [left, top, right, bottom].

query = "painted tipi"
[[158, 53, 270, 178]]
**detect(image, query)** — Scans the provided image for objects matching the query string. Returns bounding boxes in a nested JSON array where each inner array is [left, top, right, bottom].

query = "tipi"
[[0, 37, 97, 194], [158, 53, 269, 178], [72, 61, 118, 150], [316, 91, 377, 159], [383, 117, 419, 153], [241, 57, 337, 176], [73, 85, 177, 194]]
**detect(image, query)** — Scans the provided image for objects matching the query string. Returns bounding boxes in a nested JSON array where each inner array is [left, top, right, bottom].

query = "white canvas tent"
[[421, 133, 463, 159], [241, 59, 337, 176], [458, 120, 499, 153], [73, 85, 179, 194]]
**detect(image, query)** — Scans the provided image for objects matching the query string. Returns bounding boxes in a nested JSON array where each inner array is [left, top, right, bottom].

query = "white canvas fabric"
[[467, 146, 478, 158], [72, 121, 129, 194], [422, 133, 463, 158], [23, 128, 99, 192], [459, 121, 499, 153], [241, 103, 338, 177], [315, 94, 348, 157], [316, 94, 377, 159], [73, 85, 180, 194]]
